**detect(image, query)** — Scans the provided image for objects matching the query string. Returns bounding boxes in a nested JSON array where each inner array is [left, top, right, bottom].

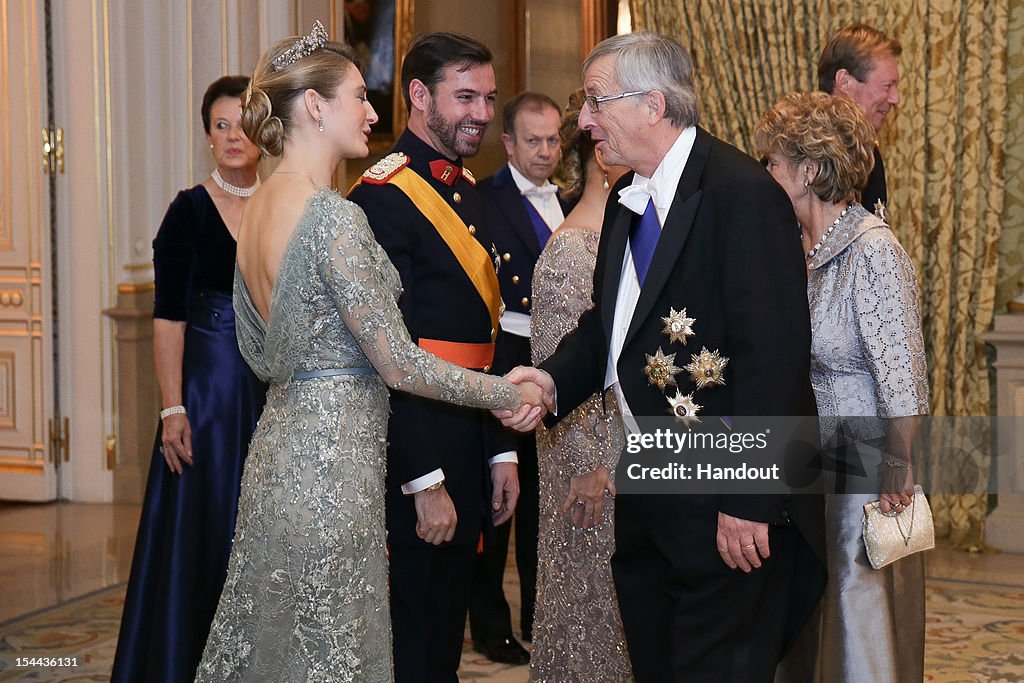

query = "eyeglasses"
[[583, 90, 649, 113]]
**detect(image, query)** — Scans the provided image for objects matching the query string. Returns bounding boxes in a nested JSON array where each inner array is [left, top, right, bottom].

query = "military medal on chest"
[[644, 347, 682, 390], [661, 307, 696, 345], [666, 390, 702, 425], [684, 346, 729, 389], [873, 199, 887, 222]]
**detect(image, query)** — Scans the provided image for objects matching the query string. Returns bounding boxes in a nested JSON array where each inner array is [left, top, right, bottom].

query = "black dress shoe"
[[472, 636, 530, 665]]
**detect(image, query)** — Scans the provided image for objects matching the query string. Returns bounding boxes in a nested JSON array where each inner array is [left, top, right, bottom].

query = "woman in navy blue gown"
[[111, 76, 268, 683]]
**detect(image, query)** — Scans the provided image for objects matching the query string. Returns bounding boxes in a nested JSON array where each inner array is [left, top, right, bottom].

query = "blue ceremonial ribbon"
[[630, 198, 661, 285], [520, 195, 553, 250]]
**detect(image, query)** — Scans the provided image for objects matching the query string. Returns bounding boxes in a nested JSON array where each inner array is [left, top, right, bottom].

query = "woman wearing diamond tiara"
[[111, 76, 268, 683], [755, 92, 929, 682], [193, 23, 545, 682]]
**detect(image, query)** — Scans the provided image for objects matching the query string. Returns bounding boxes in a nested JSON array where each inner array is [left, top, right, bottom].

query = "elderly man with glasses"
[[497, 32, 824, 683]]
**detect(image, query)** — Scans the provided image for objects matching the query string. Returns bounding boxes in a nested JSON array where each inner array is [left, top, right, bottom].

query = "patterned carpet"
[[0, 578, 1021, 682]]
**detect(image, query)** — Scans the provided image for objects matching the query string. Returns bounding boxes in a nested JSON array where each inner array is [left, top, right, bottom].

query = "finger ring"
[[743, 543, 755, 549]]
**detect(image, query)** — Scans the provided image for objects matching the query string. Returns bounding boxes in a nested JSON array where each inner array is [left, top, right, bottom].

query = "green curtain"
[[629, 0, 1010, 547]]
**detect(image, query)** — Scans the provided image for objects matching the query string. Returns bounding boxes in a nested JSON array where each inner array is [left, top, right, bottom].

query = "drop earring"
[[318, 116, 324, 132], [603, 172, 610, 190]]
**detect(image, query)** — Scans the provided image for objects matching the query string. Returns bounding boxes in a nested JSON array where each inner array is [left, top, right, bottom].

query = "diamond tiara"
[[272, 20, 328, 72]]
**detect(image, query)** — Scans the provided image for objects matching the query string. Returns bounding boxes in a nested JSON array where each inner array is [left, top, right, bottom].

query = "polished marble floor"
[[1, 501, 1023, 681], [0, 502, 138, 624]]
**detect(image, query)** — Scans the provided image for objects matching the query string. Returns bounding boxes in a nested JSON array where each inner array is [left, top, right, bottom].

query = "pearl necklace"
[[806, 202, 853, 261], [212, 168, 260, 198]]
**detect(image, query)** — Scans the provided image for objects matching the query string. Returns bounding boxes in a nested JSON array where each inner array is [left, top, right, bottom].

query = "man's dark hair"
[[400, 32, 492, 109], [501, 92, 561, 136], [818, 24, 902, 93], [201, 75, 250, 133]]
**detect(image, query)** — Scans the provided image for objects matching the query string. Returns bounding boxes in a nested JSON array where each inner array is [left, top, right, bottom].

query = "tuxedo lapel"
[[601, 201, 633, 342], [491, 166, 543, 257], [623, 128, 712, 348]]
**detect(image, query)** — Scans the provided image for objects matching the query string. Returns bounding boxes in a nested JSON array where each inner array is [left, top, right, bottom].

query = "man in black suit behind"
[[498, 32, 822, 682], [469, 91, 570, 664]]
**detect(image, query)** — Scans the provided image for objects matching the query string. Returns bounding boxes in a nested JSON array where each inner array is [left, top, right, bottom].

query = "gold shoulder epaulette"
[[362, 152, 411, 185], [461, 166, 477, 186]]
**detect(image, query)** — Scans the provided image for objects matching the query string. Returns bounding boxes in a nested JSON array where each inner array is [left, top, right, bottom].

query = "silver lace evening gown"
[[194, 190, 517, 682], [529, 229, 633, 683], [805, 202, 930, 683]]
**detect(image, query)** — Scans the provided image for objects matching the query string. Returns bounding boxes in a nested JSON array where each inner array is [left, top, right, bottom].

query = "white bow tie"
[[522, 183, 558, 198], [618, 181, 659, 215]]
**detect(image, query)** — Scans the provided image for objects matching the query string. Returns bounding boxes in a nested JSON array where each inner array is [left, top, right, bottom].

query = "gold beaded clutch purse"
[[862, 485, 935, 570]]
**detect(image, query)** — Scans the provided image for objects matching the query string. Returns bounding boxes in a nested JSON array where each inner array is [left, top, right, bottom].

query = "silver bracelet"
[[884, 457, 912, 469], [160, 405, 186, 420]]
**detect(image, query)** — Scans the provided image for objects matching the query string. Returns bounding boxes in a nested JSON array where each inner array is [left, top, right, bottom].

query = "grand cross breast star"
[[684, 347, 729, 389], [661, 307, 696, 345], [644, 347, 682, 391], [874, 199, 888, 222]]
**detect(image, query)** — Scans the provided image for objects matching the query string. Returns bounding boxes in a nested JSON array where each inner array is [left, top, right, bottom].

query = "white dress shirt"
[[604, 127, 697, 424], [500, 163, 565, 339]]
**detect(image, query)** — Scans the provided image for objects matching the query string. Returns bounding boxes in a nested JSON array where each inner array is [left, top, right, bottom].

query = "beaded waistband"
[[292, 367, 375, 381]]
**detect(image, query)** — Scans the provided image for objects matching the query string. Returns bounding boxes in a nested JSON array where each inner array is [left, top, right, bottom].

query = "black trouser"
[[390, 542, 477, 682], [469, 332, 538, 642], [612, 495, 805, 682]]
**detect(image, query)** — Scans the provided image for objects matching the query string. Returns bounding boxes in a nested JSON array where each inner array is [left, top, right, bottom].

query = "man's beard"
[[427, 102, 484, 158]]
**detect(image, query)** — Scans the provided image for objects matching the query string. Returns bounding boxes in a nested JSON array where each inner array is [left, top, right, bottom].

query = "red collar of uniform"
[[429, 159, 462, 185]]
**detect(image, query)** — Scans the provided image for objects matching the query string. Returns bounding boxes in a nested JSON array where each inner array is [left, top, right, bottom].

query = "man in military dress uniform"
[[348, 32, 520, 683], [469, 91, 570, 664]]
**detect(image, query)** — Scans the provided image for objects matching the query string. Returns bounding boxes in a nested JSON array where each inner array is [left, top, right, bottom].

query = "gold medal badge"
[[873, 199, 887, 222], [666, 390, 702, 425], [490, 244, 501, 274], [661, 307, 696, 345], [644, 347, 682, 391], [684, 347, 729, 389]]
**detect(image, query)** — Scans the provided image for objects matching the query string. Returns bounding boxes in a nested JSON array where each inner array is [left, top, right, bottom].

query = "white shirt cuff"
[[401, 468, 445, 495], [489, 451, 518, 465]]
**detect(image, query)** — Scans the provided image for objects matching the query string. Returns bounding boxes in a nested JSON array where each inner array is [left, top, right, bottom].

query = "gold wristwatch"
[[423, 480, 445, 492]]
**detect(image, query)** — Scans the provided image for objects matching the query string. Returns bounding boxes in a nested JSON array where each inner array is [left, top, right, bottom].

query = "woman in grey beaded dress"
[[755, 92, 930, 682], [193, 25, 546, 682], [529, 89, 632, 683]]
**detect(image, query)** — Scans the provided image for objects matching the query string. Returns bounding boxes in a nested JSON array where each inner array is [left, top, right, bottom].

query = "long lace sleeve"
[[319, 193, 519, 412], [851, 228, 930, 418]]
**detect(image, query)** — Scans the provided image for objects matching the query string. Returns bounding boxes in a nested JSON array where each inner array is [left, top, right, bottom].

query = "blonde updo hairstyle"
[[559, 88, 596, 200], [754, 91, 876, 203], [242, 36, 359, 157]]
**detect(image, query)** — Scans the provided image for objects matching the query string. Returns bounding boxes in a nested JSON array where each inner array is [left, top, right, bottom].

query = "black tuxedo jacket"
[[540, 127, 818, 524], [478, 163, 574, 321], [862, 146, 887, 211]]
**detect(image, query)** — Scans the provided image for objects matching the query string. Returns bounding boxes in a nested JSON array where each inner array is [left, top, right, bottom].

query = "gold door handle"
[[41, 127, 52, 176], [55, 128, 64, 174], [41, 126, 65, 177]]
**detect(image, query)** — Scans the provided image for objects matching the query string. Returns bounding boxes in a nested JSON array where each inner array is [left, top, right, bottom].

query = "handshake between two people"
[[495, 366, 556, 433]]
